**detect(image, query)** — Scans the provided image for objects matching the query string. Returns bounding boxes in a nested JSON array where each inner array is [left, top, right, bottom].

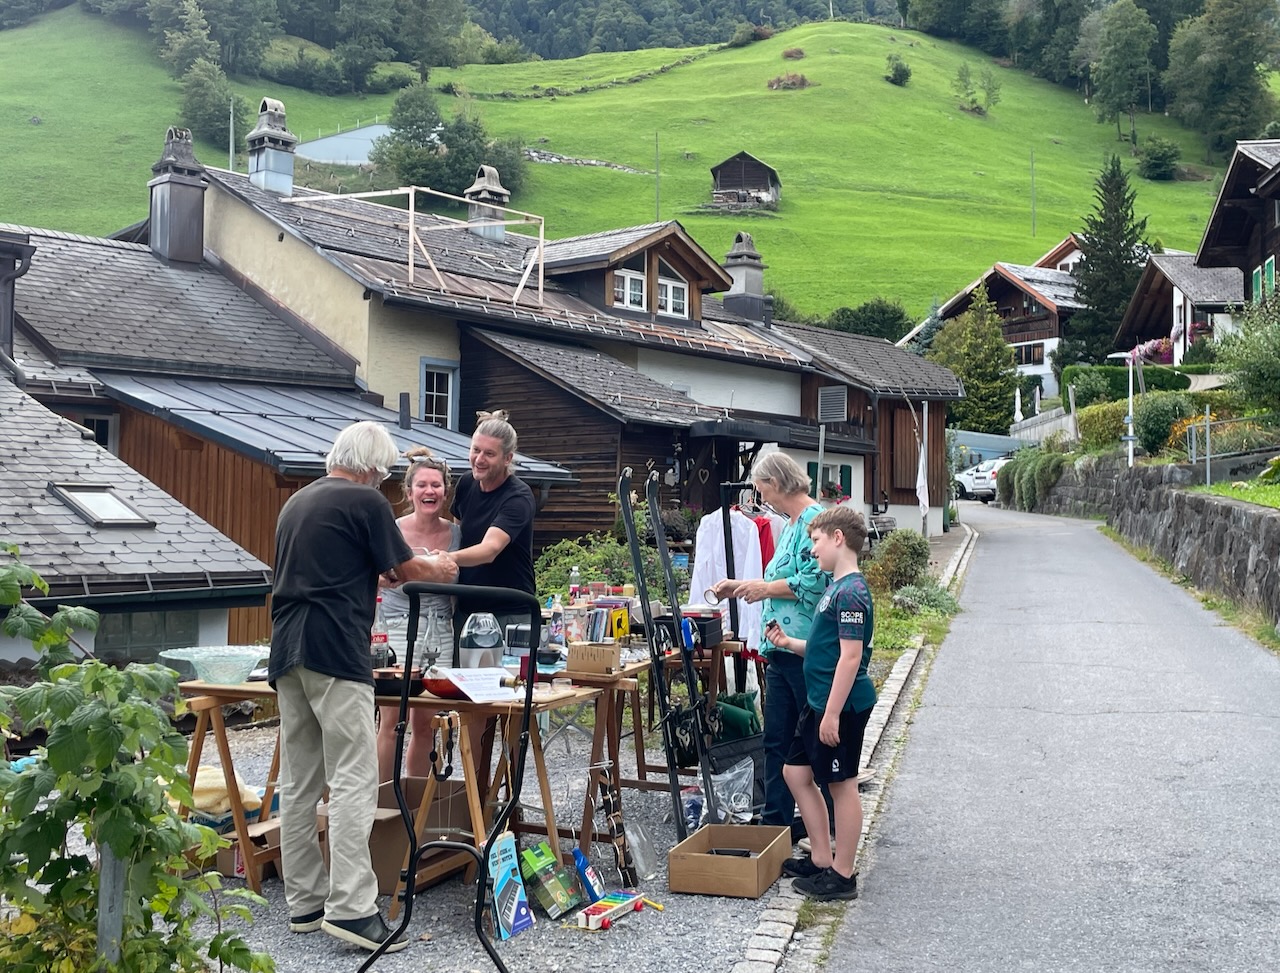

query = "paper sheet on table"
[[444, 667, 519, 702]]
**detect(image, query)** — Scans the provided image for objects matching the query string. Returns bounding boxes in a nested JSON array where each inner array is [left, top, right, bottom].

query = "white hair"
[[326, 421, 399, 477]]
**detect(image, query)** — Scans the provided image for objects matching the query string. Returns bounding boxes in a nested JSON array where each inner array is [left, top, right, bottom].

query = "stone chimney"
[[722, 230, 769, 324], [463, 165, 511, 243], [148, 127, 206, 264], [247, 97, 298, 195], [0, 230, 36, 387]]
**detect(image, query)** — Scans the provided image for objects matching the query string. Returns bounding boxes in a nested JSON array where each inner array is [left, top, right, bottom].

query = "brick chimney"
[[247, 97, 298, 195], [148, 127, 206, 264], [0, 230, 36, 387], [463, 165, 510, 243], [723, 231, 770, 324]]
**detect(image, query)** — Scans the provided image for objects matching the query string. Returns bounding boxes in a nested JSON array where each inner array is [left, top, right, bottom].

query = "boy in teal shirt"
[[763, 505, 875, 901]]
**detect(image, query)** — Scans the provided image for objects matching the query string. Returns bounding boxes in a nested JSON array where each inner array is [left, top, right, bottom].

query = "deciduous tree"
[[826, 297, 913, 341], [1092, 0, 1157, 147], [927, 285, 1018, 434], [180, 57, 250, 146]]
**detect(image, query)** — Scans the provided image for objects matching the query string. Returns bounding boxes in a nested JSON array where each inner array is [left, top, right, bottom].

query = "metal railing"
[[1184, 410, 1280, 484]]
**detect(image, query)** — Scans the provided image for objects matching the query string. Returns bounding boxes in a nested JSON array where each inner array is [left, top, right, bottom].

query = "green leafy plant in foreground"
[[0, 541, 273, 972]]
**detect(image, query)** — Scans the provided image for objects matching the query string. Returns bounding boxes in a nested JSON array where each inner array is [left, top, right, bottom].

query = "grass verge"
[[1099, 525, 1280, 656], [1189, 481, 1280, 510]]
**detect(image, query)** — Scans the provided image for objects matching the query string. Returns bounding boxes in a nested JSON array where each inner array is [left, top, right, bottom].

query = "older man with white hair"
[[268, 421, 458, 954]]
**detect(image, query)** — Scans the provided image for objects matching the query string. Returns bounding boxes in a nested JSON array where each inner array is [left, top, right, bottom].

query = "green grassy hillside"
[[0, 7, 1222, 318]]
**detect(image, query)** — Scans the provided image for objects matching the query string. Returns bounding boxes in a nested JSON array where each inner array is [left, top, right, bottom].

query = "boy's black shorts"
[[784, 704, 873, 786]]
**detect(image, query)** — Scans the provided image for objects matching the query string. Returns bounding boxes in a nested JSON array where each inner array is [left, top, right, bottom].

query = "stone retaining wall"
[[1026, 452, 1280, 624]]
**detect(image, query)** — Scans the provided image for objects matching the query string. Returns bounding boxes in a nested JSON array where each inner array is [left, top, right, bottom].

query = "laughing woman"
[[376, 447, 461, 780]]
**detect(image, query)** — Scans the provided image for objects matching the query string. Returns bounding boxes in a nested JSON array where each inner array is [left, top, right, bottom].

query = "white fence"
[[1009, 406, 1075, 443]]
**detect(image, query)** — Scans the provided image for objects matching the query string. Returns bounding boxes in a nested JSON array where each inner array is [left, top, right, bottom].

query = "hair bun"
[[476, 408, 510, 423], [404, 446, 434, 460]]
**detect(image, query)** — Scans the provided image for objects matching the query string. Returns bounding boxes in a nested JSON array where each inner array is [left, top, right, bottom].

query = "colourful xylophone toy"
[[576, 889, 644, 930]]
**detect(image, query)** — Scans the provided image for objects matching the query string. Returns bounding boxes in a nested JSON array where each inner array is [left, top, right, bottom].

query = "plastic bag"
[[680, 786, 703, 834], [706, 757, 755, 824]]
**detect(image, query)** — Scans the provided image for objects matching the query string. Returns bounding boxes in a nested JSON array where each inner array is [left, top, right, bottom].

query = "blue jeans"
[[763, 652, 833, 832]]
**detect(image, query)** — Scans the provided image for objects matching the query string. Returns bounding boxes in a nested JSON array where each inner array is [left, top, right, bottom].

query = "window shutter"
[[840, 464, 852, 498], [1253, 266, 1263, 301], [1266, 256, 1275, 296], [807, 461, 818, 497]]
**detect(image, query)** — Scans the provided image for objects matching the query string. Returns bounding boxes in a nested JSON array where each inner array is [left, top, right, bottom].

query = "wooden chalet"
[[710, 151, 781, 208], [1197, 140, 1280, 301], [1116, 254, 1241, 362], [939, 259, 1083, 397]]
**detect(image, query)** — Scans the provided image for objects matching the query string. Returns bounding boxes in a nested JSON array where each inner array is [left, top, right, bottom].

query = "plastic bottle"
[[568, 565, 581, 602], [548, 594, 566, 647], [573, 847, 606, 903], [370, 595, 390, 667]]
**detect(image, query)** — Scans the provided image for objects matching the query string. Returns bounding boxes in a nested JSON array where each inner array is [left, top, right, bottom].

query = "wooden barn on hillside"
[[711, 151, 781, 208]]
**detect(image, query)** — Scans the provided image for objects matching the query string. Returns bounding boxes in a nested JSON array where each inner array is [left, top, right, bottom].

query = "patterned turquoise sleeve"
[[787, 544, 832, 613]]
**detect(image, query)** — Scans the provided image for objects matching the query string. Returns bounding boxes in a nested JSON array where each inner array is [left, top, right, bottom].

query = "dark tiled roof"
[[11, 328, 103, 397], [469, 329, 731, 428], [93, 373, 574, 484], [996, 263, 1083, 311], [3, 223, 351, 385], [0, 378, 270, 600], [205, 172, 793, 368], [772, 322, 964, 399], [1149, 254, 1243, 304], [540, 223, 669, 269], [1234, 141, 1280, 169]]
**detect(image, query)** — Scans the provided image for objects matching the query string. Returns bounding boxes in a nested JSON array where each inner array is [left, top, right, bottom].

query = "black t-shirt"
[[269, 477, 413, 686], [451, 472, 536, 618]]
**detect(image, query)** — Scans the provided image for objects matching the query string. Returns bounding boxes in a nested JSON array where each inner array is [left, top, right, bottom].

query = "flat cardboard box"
[[667, 824, 790, 898], [318, 777, 473, 894], [566, 641, 623, 675]]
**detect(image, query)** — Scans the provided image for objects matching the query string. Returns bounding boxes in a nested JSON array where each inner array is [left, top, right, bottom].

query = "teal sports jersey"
[[803, 572, 876, 714], [762, 503, 831, 655]]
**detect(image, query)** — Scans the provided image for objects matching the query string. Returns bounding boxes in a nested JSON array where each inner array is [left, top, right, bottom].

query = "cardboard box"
[[518, 841, 583, 918], [318, 777, 473, 895], [566, 641, 623, 675], [667, 824, 791, 898]]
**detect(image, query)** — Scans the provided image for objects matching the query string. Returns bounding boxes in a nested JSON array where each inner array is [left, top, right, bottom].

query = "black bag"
[[707, 733, 766, 815]]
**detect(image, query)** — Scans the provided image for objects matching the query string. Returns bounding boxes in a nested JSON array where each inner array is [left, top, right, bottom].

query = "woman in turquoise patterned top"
[[710, 451, 830, 836]]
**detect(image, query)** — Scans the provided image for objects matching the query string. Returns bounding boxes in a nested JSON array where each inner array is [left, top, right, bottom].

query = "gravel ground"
[[196, 715, 778, 973]]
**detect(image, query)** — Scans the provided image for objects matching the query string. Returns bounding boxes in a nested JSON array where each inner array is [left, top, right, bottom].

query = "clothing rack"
[[719, 479, 754, 694]]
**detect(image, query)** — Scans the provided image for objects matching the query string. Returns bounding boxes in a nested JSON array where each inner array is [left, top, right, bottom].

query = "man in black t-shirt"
[[269, 421, 456, 955], [450, 410, 538, 635]]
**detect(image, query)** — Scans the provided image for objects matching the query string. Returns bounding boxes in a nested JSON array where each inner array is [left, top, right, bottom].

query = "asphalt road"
[[828, 501, 1280, 972]]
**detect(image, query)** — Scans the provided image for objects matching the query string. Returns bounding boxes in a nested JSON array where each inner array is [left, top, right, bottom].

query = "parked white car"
[[953, 463, 985, 499], [970, 456, 1014, 503]]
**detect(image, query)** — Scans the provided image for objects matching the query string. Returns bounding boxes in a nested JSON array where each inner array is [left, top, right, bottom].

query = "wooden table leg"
[[208, 704, 262, 895], [388, 773, 440, 921], [525, 717, 563, 865], [578, 689, 611, 855], [180, 703, 211, 817]]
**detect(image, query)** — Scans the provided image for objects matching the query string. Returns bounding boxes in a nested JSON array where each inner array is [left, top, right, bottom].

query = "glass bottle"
[[370, 595, 390, 668]]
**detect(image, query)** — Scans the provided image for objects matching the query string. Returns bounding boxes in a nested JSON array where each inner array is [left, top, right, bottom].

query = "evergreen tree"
[[1067, 155, 1149, 365], [159, 0, 219, 77], [335, 0, 395, 90], [826, 297, 913, 342], [906, 298, 942, 356], [927, 285, 1018, 434], [1092, 0, 1157, 147]]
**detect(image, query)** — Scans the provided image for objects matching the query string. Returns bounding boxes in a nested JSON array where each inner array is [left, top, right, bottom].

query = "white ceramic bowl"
[[160, 646, 268, 685]]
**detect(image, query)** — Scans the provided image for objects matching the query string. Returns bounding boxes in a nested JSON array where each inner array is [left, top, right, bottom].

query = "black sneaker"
[[781, 854, 824, 879], [793, 867, 858, 901], [288, 909, 324, 933], [322, 914, 409, 953]]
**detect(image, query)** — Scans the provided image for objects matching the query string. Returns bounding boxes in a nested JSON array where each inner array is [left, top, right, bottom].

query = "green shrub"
[[1068, 367, 1112, 410], [885, 53, 911, 86], [1076, 399, 1130, 451], [1015, 459, 1037, 510], [1034, 452, 1068, 499], [892, 578, 959, 615], [534, 531, 688, 601], [1061, 364, 1191, 407], [997, 456, 1019, 505], [1133, 391, 1193, 455], [1181, 336, 1217, 365], [863, 529, 930, 592], [1137, 135, 1181, 180]]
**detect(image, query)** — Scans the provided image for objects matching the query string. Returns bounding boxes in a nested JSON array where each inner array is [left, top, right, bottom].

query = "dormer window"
[[613, 254, 646, 310], [657, 259, 688, 318]]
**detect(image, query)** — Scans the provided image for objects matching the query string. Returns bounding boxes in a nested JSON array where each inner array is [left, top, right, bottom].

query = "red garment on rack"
[[753, 515, 775, 567]]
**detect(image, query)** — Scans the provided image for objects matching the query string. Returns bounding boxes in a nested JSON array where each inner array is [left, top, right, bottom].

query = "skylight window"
[[49, 483, 154, 527]]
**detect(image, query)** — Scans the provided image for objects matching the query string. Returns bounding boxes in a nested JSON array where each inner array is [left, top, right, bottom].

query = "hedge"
[[1061, 364, 1194, 411], [1076, 399, 1130, 451]]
